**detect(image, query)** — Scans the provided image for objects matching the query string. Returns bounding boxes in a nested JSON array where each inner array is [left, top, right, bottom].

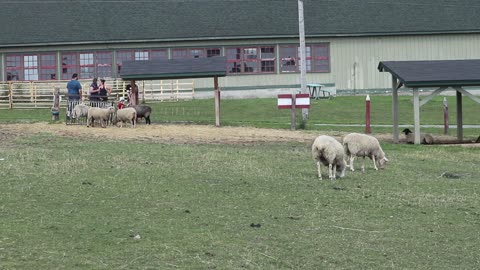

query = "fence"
[[0, 79, 195, 109]]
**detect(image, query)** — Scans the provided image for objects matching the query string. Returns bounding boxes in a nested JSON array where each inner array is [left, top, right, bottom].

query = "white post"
[[413, 88, 421, 144], [298, 0, 308, 124]]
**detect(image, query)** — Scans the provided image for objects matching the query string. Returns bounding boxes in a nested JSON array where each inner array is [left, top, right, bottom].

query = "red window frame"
[[279, 43, 330, 73], [226, 46, 275, 74]]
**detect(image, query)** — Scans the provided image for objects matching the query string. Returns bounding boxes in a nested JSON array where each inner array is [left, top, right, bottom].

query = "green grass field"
[[0, 133, 479, 269], [0, 95, 479, 269], [1, 95, 479, 137]]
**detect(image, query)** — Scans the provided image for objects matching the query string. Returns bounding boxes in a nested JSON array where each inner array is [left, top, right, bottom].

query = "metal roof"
[[2, 0, 480, 47], [119, 56, 227, 80], [378, 60, 480, 88]]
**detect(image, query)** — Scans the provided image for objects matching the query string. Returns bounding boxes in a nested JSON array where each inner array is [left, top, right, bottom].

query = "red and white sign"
[[295, 93, 310, 109], [277, 93, 310, 109], [277, 94, 293, 109]]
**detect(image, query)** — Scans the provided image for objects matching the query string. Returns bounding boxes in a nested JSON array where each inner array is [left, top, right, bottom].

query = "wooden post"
[[443, 97, 449, 135], [51, 87, 60, 121], [291, 94, 296, 130], [365, 95, 371, 134], [456, 90, 463, 142], [392, 76, 399, 143], [214, 76, 220, 127], [413, 87, 421, 144], [298, 0, 308, 124]]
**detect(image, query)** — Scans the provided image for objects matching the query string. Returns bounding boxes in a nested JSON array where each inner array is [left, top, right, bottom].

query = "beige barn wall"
[[3, 33, 480, 92], [191, 33, 480, 91]]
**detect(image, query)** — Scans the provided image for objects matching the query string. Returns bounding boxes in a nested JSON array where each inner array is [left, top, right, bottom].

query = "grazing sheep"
[[133, 105, 152, 125], [311, 135, 346, 180], [343, 133, 389, 172], [115, 107, 137, 128], [87, 106, 115, 128], [72, 103, 90, 119], [402, 128, 434, 144]]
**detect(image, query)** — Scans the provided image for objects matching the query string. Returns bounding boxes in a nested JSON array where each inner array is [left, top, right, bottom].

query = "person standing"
[[98, 78, 112, 102], [66, 73, 82, 118], [89, 78, 100, 104], [126, 80, 139, 107]]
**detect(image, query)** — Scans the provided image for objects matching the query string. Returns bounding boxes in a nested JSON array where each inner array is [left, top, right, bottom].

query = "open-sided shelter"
[[378, 60, 480, 144], [120, 56, 227, 126]]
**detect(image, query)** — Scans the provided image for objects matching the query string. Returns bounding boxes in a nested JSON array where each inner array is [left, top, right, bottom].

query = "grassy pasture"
[[0, 95, 479, 138], [0, 133, 479, 269]]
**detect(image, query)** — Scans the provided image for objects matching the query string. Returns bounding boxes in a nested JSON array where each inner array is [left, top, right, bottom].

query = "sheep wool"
[[402, 128, 434, 144], [116, 107, 137, 128], [343, 133, 389, 172], [311, 135, 346, 180], [87, 106, 116, 128], [133, 105, 152, 125], [72, 103, 89, 119]]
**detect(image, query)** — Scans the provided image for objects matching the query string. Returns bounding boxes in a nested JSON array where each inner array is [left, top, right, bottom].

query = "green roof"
[[120, 57, 227, 80], [378, 60, 480, 88], [1, 0, 480, 47]]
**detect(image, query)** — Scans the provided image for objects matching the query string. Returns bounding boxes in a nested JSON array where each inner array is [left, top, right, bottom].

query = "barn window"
[[226, 46, 275, 74], [172, 48, 221, 59], [39, 54, 57, 80], [280, 43, 330, 73], [79, 53, 94, 79], [6, 55, 22, 81]]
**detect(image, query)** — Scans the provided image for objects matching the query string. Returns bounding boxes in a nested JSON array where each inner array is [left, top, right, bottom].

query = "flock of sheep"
[[312, 133, 389, 180], [72, 104, 152, 128]]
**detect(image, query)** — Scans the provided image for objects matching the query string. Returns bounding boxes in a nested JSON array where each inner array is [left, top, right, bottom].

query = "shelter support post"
[[456, 90, 463, 142], [392, 76, 399, 143], [413, 87, 421, 144], [214, 76, 220, 127]]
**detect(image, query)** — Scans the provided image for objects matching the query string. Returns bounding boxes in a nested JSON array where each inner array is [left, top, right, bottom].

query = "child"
[[117, 97, 125, 109]]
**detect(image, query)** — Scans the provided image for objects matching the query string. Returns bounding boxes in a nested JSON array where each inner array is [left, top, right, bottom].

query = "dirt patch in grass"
[[0, 122, 477, 147]]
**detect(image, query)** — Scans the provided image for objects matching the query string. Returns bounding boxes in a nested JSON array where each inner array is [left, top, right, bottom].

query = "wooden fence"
[[0, 79, 195, 109]]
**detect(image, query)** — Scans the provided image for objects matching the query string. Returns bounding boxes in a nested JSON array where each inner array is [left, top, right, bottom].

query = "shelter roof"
[[119, 57, 227, 80], [2, 0, 480, 47], [378, 60, 480, 88]]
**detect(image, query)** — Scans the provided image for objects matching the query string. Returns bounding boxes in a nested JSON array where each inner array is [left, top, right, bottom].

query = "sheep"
[[402, 128, 434, 144], [115, 107, 137, 128], [86, 106, 115, 128], [72, 103, 89, 119], [311, 135, 346, 180], [343, 133, 389, 172], [133, 105, 152, 125]]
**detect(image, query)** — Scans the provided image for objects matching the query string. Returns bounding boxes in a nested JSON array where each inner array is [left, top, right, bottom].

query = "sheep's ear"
[[383, 157, 389, 162]]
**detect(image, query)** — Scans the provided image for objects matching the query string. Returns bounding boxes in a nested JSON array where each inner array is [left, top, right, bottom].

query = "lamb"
[[133, 105, 152, 125], [311, 135, 346, 180], [402, 128, 434, 144], [115, 107, 137, 128], [86, 106, 115, 128], [72, 103, 89, 119], [343, 133, 389, 172]]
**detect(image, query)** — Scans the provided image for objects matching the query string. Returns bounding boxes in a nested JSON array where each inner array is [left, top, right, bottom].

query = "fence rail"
[[0, 79, 195, 109]]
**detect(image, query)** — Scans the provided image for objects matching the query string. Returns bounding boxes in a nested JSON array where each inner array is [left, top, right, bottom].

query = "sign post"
[[278, 93, 310, 130], [365, 95, 371, 134]]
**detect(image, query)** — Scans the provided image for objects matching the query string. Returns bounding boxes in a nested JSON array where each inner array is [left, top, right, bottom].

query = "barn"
[[1, 0, 480, 96]]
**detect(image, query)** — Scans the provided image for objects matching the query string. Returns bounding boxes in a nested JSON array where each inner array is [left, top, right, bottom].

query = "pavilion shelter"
[[120, 56, 227, 126], [378, 60, 480, 144]]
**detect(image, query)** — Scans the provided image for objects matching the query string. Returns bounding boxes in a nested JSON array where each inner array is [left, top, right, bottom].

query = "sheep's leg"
[[316, 161, 322, 180], [328, 164, 335, 180], [349, 156, 355, 171], [372, 155, 378, 170], [332, 164, 337, 180], [361, 157, 365, 172]]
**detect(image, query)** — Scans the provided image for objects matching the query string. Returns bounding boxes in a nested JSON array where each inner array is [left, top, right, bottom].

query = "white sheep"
[[86, 106, 115, 128], [402, 128, 434, 144], [343, 133, 389, 172], [115, 107, 137, 128], [311, 135, 346, 180], [72, 103, 90, 119]]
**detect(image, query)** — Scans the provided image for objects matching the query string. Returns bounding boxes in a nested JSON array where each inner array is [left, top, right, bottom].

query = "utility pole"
[[298, 0, 308, 125]]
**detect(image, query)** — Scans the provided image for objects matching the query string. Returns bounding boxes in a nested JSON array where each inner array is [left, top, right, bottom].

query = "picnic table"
[[307, 83, 331, 99]]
